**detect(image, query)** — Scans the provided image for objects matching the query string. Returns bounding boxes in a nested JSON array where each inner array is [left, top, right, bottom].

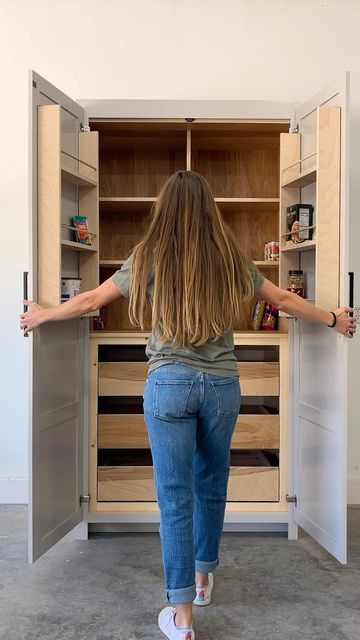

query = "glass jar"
[[287, 270, 305, 298]]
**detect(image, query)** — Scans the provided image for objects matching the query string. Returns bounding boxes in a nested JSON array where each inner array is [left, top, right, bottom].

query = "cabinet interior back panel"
[[98, 132, 187, 197], [191, 134, 280, 198], [100, 209, 150, 260]]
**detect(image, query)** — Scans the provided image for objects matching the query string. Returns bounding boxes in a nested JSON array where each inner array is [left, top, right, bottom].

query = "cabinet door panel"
[[292, 74, 349, 564], [29, 71, 86, 563]]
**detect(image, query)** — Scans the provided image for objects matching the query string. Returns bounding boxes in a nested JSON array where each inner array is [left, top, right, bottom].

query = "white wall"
[[1, 0, 360, 503]]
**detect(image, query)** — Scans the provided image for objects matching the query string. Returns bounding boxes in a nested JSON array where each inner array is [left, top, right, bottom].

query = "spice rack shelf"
[[61, 165, 98, 188], [61, 239, 98, 252], [37, 104, 99, 307], [281, 240, 316, 253], [281, 167, 317, 189], [279, 106, 340, 309], [279, 299, 315, 318]]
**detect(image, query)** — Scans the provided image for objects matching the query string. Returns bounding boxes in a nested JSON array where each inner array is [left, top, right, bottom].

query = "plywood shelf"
[[254, 261, 279, 267], [100, 259, 278, 269], [281, 167, 317, 189], [99, 197, 156, 213], [61, 165, 97, 187], [100, 259, 125, 267], [89, 330, 288, 340], [281, 240, 316, 253], [216, 198, 280, 212], [61, 239, 97, 252], [99, 196, 280, 214], [280, 300, 315, 318]]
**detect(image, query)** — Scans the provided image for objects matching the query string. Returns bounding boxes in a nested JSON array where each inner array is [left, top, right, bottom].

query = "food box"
[[286, 204, 313, 245]]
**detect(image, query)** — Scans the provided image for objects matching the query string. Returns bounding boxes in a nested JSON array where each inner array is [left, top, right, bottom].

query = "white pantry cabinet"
[[28, 70, 352, 565]]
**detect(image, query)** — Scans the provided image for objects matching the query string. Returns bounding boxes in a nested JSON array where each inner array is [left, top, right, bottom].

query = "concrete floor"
[[0, 507, 359, 640]]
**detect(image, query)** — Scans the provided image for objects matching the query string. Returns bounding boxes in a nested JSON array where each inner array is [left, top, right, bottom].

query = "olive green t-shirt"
[[111, 254, 264, 378]]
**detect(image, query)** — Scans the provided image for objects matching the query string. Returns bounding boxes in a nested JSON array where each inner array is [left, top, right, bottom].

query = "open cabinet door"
[[290, 74, 350, 563], [28, 71, 88, 562]]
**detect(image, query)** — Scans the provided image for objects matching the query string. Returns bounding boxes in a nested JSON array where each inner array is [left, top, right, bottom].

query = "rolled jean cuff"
[[195, 557, 219, 573], [166, 583, 197, 604]]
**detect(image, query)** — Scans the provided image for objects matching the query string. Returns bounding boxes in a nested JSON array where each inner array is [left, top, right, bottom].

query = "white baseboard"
[[348, 476, 360, 504], [0, 477, 28, 504]]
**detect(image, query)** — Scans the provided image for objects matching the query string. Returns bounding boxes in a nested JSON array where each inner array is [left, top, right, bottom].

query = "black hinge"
[[286, 494, 297, 507], [80, 494, 90, 504], [32, 80, 37, 88]]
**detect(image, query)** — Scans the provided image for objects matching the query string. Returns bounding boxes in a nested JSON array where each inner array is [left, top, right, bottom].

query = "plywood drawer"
[[227, 467, 279, 501], [237, 362, 279, 396], [232, 415, 279, 449], [97, 465, 279, 502], [99, 362, 148, 396], [98, 414, 149, 448], [98, 413, 279, 449], [98, 466, 156, 501], [98, 362, 279, 397]]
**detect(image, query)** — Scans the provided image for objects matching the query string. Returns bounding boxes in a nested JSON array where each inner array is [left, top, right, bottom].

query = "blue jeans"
[[143, 363, 241, 605]]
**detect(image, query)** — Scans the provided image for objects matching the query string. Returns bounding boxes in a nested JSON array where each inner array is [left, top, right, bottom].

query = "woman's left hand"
[[20, 300, 45, 333]]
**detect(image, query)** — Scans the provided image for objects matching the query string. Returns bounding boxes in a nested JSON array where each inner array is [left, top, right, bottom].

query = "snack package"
[[92, 306, 106, 330], [261, 303, 279, 330], [252, 300, 266, 330], [72, 215, 92, 245]]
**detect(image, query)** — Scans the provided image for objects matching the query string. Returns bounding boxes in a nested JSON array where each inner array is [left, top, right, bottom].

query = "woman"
[[21, 170, 356, 640]]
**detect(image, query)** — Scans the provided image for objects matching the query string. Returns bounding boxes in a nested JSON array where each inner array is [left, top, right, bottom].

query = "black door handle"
[[349, 271, 354, 317], [23, 271, 29, 337]]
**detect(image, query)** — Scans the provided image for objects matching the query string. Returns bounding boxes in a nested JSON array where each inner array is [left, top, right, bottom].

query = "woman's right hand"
[[333, 307, 357, 338]]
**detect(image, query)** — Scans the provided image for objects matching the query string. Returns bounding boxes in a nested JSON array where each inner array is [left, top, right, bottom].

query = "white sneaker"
[[193, 572, 214, 606], [158, 606, 195, 640]]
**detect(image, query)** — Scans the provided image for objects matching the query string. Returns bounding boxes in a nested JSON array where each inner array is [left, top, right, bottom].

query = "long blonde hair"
[[129, 170, 259, 347]]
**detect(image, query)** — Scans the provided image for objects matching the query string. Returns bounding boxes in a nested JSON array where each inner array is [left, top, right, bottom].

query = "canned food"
[[61, 277, 82, 299], [265, 241, 279, 262]]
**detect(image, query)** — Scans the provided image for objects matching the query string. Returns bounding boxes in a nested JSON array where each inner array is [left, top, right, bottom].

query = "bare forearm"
[[279, 290, 332, 325], [40, 291, 97, 323]]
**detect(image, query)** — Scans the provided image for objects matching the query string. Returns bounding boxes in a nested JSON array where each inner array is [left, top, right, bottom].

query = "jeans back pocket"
[[154, 380, 194, 421], [210, 377, 241, 417]]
